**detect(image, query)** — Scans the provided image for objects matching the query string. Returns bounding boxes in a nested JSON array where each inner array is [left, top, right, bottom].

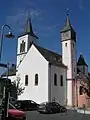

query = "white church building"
[[2, 14, 89, 106]]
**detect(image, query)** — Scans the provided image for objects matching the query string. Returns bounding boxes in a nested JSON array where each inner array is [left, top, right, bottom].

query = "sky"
[[0, 0, 90, 72]]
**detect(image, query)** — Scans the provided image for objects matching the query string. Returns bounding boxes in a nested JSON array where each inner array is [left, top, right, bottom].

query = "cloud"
[[6, 0, 59, 38], [6, 7, 42, 34], [36, 23, 60, 37], [78, 0, 84, 10]]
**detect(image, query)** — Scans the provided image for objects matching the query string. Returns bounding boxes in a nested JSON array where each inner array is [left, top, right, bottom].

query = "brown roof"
[[34, 44, 67, 68]]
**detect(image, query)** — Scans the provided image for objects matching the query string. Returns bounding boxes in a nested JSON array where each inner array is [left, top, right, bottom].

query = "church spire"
[[61, 8, 74, 33], [25, 13, 33, 34], [18, 12, 38, 39]]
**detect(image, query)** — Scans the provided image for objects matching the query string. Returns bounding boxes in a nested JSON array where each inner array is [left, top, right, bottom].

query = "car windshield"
[[9, 103, 16, 109], [31, 100, 36, 104], [15, 101, 22, 105], [40, 102, 48, 106]]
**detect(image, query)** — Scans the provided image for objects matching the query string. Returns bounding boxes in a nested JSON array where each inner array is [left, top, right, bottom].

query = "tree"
[[11, 76, 25, 99]]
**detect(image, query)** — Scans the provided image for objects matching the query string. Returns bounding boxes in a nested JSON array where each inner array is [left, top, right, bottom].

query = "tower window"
[[35, 74, 38, 86], [65, 43, 67, 47], [25, 75, 28, 86], [20, 41, 25, 53], [60, 75, 63, 86], [73, 43, 74, 48], [54, 73, 57, 86]]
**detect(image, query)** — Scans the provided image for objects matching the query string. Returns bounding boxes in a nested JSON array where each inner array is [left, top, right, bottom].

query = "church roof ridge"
[[33, 44, 67, 68]]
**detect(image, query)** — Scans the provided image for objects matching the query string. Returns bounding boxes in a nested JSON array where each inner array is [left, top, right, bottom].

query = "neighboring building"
[[2, 13, 90, 107]]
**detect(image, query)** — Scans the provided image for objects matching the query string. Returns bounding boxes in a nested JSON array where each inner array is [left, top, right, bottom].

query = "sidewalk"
[[66, 106, 90, 114]]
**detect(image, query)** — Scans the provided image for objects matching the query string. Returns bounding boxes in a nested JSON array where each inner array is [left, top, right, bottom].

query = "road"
[[26, 109, 90, 120]]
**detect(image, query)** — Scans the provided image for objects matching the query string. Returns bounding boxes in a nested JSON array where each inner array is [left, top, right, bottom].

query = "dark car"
[[37, 102, 67, 114], [1, 103, 26, 120], [14, 100, 39, 111]]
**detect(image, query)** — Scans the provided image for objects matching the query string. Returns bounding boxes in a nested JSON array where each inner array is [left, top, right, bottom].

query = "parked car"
[[37, 101, 67, 114], [1, 103, 26, 120], [9, 97, 17, 105], [14, 100, 39, 111]]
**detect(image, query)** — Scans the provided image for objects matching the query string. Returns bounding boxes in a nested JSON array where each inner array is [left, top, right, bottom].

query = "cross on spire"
[[66, 8, 71, 26], [66, 8, 69, 17]]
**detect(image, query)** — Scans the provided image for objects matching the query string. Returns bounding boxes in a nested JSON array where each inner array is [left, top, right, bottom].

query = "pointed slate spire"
[[18, 12, 39, 39], [77, 53, 88, 66], [61, 8, 74, 33], [25, 13, 33, 34], [66, 17, 71, 27]]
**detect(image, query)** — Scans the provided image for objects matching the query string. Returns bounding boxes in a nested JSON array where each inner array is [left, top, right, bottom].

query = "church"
[[2, 14, 90, 107]]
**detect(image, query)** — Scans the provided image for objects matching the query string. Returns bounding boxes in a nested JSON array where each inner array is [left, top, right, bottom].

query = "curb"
[[77, 109, 90, 114]]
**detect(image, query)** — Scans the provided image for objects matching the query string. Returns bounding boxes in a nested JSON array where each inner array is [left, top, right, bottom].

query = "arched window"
[[20, 41, 25, 53], [60, 75, 63, 86], [35, 74, 38, 86], [65, 43, 67, 47], [54, 73, 57, 86], [25, 75, 28, 86]]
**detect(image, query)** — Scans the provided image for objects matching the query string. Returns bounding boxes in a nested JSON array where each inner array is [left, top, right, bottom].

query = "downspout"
[[48, 63, 52, 102]]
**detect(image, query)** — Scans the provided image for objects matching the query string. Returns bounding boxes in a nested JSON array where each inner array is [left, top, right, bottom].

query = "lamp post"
[[0, 24, 15, 120], [0, 24, 15, 61]]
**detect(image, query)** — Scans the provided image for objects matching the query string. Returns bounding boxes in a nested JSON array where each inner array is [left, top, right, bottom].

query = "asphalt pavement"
[[26, 109, 90, 120]]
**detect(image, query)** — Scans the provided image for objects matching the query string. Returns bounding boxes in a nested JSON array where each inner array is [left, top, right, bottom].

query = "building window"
[[25, 75, 28, 86], [54, 73, 57, 86], [35, 74, 38, 86], [20, 41, 25, 53], [74, 68, 75, 72], [73, 43, 74, 48], [65, 43, 67, 47], [60, 75, 63, 86]]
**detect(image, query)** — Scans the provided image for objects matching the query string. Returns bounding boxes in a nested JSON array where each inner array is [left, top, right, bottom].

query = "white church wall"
[[50, 65, 67, 105], [17, 45, 49, 104], [62, 40, 73, 106]]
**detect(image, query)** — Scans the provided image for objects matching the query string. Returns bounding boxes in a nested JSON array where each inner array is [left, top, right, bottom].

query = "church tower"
[[61, 14, 77, 106], [17, 14, 38, 68]]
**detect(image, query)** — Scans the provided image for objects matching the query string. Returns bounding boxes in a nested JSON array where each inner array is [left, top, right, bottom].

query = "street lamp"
[[0, 24, 15, 120], [0, 24, 15, 61]]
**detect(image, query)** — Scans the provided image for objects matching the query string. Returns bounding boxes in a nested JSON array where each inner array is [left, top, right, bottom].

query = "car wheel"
[[61, 108, 66, 113], [23, 116, 26, 120], [50, 109, 53, 113]]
